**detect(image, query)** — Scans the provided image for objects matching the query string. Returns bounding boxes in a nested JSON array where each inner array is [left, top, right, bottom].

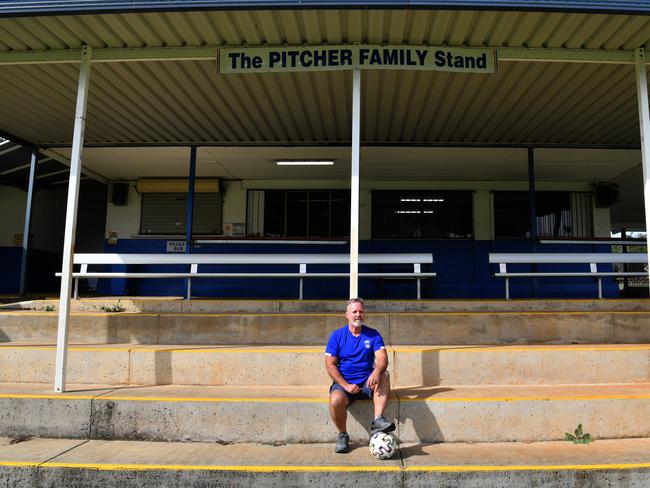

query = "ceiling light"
[[276, 160, 334, 166]]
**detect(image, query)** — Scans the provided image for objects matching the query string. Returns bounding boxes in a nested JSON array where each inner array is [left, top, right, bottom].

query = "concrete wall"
[[0, 186, 26, 247], [105, 182, 141, 240], [222, 180, 246, 233], [0, 184, 68, 252]]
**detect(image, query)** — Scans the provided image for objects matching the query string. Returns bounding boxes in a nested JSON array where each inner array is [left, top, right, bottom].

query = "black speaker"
[[110, 182, 129, 206], [594, 183, 619, 208]]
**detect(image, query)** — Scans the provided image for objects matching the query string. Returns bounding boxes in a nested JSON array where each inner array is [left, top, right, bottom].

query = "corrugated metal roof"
[[1, 0, 650, 17], [0, 8, 648, 148]]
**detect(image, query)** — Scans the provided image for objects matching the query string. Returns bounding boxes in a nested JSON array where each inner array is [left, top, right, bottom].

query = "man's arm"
[[367, 348, 388, 388], [325, 355, 361, 394]]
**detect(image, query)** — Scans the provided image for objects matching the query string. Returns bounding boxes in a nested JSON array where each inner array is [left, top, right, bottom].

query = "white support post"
[[299, 263, 306, 299], [634, 48, 650, 294], [54, 45, 92, 393], [349, 69, 361, 299], [188, 263, 198, 300]]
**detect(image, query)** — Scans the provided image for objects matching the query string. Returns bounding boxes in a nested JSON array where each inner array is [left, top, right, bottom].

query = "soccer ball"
[[369, 432, 397, 459]]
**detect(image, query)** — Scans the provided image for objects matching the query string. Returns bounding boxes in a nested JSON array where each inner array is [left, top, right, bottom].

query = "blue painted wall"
[[95, 239, 620, 299]]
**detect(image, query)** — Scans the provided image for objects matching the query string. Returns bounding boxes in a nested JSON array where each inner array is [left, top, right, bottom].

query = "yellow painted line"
[[134, 347, 323, 353], [400, 393, 650, 402], [391, 310, 650, 316], [1, 391, 649, 403], [0, 394, 99, 400], [3, 460, 650, 473], [0, 461, 41, 467], [95, 396, 330, 403], [37, 462, 401, 472], [0, 393, 330, 403], [405, 463, 650, 472], [0, 346, 132, 352], [2, 344, 649, 354], [393, 345, 650, 353], [0, 312, 154, 316]]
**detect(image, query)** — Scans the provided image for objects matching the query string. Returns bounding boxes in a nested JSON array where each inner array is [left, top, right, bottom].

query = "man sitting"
[[325, 297, 395, 453]]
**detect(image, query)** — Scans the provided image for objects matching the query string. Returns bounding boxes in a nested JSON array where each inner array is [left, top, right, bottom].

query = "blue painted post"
[[528, 147, 538, 297], [19, 149, 38, 296], [185, 146, 197, 299]]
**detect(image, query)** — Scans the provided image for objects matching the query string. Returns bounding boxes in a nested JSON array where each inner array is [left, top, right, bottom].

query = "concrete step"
[[2, 437, 650, 487], [2, 343, 650, 387], [6, 297, 650, 313], [2, 309, 650, 345], [1, 382, 649, 444]]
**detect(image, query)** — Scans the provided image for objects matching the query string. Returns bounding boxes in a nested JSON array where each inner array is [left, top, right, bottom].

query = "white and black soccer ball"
[[369, 432, 397, 459]]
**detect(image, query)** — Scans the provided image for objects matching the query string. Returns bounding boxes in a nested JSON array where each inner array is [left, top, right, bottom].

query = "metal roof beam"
[[498, 47, 636, 64], [0, 45, 641, 65], [0, 157, 52, 176], [40, 148, 108, 185]]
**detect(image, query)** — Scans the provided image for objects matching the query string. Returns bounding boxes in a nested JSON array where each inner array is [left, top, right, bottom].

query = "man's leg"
[[370, 372, 395, 434], [329, 390, 350, 432], [371, 371, 390, 418]]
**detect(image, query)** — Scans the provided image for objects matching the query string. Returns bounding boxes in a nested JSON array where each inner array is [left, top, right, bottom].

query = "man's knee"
[[330, 391, 349, 409], [372, 371, 390, 394]]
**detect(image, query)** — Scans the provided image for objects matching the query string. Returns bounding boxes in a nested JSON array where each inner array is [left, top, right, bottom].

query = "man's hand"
[[343, 383, 361, 394], [367, 369, 381, 388]]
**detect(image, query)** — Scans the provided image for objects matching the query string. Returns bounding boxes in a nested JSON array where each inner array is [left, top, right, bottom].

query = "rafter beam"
[[40, 148, 108, 185]]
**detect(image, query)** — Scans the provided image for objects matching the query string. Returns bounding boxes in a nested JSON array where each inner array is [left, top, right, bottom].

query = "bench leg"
[[505, 278, 510, 300], [417, 278, 421, 299], [74, 278, 79, 300], [186, 278, 192, 300], [299, 277, 303, 300], [598, 278, 602, 299]]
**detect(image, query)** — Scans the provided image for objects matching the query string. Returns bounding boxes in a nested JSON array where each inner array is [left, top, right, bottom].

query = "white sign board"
[[219, 45, 496, 74], [166, 240, 186, 253]]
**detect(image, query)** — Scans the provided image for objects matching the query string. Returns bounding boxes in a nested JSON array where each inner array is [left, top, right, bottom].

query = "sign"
[[166, 240, 186, 253], [219, 45, 496, 74]]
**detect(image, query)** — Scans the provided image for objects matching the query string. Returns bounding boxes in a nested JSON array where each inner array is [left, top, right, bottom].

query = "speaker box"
[[110, 182, 129, 206], [594, 183, 619, 208]]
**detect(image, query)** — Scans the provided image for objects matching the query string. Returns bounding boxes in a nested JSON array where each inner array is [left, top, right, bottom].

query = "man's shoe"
[[371, 415, 395, 434], [335, 432, 350, 453]]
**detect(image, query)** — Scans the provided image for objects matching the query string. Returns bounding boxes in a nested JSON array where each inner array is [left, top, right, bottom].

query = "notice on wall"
[[166, 240, 186, 253], [219, 45, 496, 74]]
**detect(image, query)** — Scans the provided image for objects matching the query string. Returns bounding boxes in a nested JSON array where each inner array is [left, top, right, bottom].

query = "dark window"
[[261, 190, 350, 238], [493, 191, 593, 239], [140, 192, 222, 235], [371, 190, 473, 239]]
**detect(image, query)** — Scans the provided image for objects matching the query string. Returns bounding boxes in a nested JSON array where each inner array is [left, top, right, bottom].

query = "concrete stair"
[[2, 308, 650, 345], [1, 382, 649, 443], [3, 437, 650, 487], [1, 298, 650, 486], [1, 343, 650, 386]]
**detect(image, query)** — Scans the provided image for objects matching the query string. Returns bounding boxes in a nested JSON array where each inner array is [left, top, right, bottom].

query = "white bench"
[[59, 253, 436, 299], [489, 252, 648, 299]]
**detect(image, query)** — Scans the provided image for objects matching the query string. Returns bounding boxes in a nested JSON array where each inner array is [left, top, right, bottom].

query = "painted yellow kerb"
[[404, 463, 650, 472], [38, 462, 401, 472], [2, 461, 650, 473], [2, 392, 650, 403]]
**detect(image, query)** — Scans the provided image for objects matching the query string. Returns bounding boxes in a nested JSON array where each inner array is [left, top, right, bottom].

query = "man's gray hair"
[[346, 297, 364, 307]]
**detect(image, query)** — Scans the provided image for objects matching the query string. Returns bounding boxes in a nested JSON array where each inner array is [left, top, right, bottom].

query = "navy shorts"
[[329, 378, 373, 404]]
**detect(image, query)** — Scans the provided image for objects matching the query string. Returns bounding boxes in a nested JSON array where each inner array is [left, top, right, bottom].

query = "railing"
[[57, 253, 436, 299]]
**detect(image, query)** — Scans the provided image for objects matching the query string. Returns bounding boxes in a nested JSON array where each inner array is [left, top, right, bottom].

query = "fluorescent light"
[[276, 160, 334, 166]]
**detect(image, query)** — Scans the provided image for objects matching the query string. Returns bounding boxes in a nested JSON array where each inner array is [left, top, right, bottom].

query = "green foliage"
[[44, 305, 54, 312], [99, 301, 126, 313], [564, 424, 593, 444]]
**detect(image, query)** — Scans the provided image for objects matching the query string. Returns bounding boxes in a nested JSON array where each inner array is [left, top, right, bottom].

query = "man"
[[325, 297, 395, 453]]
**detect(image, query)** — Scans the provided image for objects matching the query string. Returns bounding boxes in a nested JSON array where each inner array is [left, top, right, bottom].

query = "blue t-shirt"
[[325, 325, 386, 384]]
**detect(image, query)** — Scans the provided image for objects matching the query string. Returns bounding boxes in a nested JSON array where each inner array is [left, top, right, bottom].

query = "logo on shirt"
[[364, 339, 371, 349]]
